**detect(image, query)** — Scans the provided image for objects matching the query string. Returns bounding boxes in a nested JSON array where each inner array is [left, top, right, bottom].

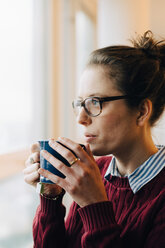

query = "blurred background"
[[0, 0, 165, 247]]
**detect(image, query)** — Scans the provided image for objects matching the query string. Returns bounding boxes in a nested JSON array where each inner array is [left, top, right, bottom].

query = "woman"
[[24, 31, 165, 248]]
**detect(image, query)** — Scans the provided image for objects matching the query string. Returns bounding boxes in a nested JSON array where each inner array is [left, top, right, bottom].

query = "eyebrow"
[[89, 94, 105, 97], [78, 93, 110, 98]]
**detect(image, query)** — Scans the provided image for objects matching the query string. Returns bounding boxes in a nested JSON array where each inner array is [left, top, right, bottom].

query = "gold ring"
[[70, 157, 78, 166]]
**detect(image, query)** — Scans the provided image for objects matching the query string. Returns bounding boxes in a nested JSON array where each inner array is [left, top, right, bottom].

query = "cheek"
[[91, 106, 138, 156], [91, 115, 128, 156], [100, 114, 122, 135], [99, 112, 135, 143]]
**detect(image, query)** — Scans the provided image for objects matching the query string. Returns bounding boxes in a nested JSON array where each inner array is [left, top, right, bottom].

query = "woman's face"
[[77, 66, 140, 157]]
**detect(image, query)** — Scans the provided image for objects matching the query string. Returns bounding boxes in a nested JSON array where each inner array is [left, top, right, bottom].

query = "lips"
[[84, 133, 97, 138], [84, 133, 97, 142]]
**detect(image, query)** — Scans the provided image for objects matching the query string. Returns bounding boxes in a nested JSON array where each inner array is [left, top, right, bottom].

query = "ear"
[[136, 99, 152, 126]]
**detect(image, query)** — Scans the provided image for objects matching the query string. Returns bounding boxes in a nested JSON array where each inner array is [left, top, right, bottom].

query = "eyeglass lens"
[[73, 98, 101, 117], [85, 98, 100, 116]]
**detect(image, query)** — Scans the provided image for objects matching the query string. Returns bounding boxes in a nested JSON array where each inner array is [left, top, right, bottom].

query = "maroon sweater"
[[33, 157, 165, 248]]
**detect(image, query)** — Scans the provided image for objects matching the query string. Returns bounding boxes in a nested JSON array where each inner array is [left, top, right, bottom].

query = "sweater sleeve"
[[144, 201, 165, 248], [78, 201, 122, 248], [33, 195, 66, 248]]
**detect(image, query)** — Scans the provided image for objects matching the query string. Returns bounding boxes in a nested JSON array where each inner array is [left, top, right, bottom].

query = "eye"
[[91, 98, 99, 106]]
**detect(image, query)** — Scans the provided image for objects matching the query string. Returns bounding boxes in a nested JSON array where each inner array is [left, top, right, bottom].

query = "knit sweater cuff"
[[40, 195, 64, 215], [78, 201, 116, 231]]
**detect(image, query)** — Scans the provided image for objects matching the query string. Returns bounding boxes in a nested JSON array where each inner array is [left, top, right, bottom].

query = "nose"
[[76, 107, 92, 126]]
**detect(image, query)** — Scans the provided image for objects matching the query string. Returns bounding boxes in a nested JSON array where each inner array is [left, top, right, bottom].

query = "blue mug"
[[39, 140, 85, 184]]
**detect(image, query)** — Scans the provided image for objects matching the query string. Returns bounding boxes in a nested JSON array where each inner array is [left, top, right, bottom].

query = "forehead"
[[78, 66, 120, 97]]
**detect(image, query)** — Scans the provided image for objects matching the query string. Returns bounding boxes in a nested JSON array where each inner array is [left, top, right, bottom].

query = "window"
[[0, 0, 98, 246], [0, 0, 34, 153], [75, 2, 97, 139], [0, 0, 50, 247]]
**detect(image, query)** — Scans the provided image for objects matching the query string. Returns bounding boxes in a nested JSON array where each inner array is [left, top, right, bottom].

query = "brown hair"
[[87, 31, 165, 126]]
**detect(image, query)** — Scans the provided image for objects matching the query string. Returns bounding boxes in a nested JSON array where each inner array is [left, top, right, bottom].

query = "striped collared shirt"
[[104, 145, 165, 193]]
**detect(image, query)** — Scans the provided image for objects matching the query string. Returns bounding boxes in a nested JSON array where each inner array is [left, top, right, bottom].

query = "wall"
[[97, 0, 150, 47], [50, 0, 97, 142], [149, 0, 165, 37], [97, 0, 165, 145]]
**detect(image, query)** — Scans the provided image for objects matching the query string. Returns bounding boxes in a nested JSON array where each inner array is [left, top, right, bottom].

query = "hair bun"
[[131, 30, 165, 69]]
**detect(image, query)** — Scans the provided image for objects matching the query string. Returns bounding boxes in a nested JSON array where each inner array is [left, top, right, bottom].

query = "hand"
[[38, 137, 108, 207], [23, 142, 63, 196], [23, 142, 40, 188]]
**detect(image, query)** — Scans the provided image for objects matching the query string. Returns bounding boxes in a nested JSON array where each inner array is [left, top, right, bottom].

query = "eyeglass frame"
[[72, 95, 130, 117]]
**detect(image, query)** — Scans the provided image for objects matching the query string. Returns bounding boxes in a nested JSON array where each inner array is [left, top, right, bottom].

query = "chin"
[[90, 144, 111, 157]]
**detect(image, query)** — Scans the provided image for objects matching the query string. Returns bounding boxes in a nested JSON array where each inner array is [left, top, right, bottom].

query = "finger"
[[24, 171, 40, 185], [41, 150, 73, 176], [25, 152, 40, 167], [30, 142, 40, 153], [48, 140, 79, 166], [23, 163, 40, 175], [38, 168, 67, 189], [56, 137, 91, 163]]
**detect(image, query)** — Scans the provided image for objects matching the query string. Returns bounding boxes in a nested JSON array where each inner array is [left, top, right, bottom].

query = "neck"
[[114, 133, 158, 176]]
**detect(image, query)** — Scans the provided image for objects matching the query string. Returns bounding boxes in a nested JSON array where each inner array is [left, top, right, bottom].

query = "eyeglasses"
[[72, 95, 129, 117]]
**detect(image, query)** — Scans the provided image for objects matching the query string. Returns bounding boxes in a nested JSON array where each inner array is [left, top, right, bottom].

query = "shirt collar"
[[104, 145, 165, 194]]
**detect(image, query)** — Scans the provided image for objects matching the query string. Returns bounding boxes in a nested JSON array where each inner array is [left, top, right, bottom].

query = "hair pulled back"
[[87, 30, 165, 126]]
